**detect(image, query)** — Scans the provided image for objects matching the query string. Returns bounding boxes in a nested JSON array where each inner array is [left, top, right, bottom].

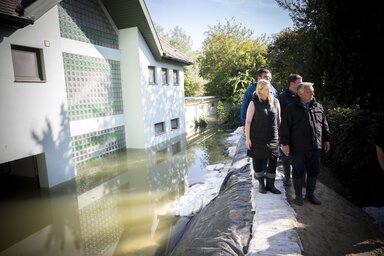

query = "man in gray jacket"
[[279, 82, 331, 206]]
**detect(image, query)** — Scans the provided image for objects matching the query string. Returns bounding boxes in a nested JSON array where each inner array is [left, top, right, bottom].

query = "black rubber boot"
[[258, 177, 267, 194], [266, 178, 281, 194], [306, 177, 321, 205], [293, 178, 304, 206]]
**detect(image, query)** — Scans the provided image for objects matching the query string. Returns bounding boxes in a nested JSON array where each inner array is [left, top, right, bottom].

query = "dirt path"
[[286, 169, 384, 255]]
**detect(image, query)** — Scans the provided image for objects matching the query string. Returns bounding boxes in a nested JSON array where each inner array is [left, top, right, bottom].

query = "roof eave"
[[101, 0, 163, 61], [101, 0, 193, 66], [139, 0, 163, 61], [163, 54, 194, 66], [0, 13, 34, 29]]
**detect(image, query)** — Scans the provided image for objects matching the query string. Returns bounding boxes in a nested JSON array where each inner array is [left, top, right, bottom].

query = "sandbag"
[[167, 164, 253, 256]]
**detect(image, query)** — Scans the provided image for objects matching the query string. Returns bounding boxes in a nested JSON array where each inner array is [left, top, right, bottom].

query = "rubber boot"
[[293, 178, 304, 206], [258, 177, 267, 194], [266, 177, 281, 194], [306, 177, 321, 205]]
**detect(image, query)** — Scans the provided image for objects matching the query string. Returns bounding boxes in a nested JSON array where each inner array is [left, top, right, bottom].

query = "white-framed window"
[[148, 66, 156, 85], [171, 118, 179, 130], [161, 68, 169, 85], [173, 70, 179, 86], [11, 45, 46, 82], [155, 122, 165, 135]]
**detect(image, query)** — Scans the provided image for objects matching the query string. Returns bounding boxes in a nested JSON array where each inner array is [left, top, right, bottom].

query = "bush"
[[217, 100, 241, 130], [322, 107, 384, 206], [194, 118, 207, 128]]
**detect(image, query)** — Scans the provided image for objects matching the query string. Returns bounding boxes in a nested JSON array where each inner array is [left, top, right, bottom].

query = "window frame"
[[11, 44, 46, 82], [148, 66, 156, 85], [154, 122, 165, 136], [173, 70, 179, 86], [171, 118, 179, 130], [161, 68, 169, 85]]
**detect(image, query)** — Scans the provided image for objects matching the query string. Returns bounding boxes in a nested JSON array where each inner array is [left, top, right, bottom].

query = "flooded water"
[[0, 129, 233, 256]]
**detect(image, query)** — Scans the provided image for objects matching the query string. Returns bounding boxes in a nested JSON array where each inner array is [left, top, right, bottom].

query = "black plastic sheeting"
[[167, 162, 254, 256]]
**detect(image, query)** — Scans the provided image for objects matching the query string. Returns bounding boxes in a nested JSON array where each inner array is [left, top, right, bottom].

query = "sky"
[[145, 0, 294, 50]]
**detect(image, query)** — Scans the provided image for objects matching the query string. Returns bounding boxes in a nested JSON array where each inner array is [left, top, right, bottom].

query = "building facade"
[[0, 0, 192, 188]]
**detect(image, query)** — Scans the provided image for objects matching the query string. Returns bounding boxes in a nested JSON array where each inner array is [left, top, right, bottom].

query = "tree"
[[275, 0, 384, 111], [268, 28, 306, 90], [198, 18, 269, 103], [184, 53, 206, 96], [168, 26, 193, 57], [268, 27, 327, 96]]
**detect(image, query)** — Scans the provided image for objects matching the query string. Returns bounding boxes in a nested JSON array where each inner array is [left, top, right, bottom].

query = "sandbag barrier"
[[167, 134, 254, 256]]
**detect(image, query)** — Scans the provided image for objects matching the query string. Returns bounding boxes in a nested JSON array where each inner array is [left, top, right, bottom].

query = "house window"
[[173, 70, 179, 86], [172, 141, 181, 155], [156, 148, 167, 164], [155, 122, 165, 135], [11, 45, 46, 82], [171, 118, 179, 130], [161, 68, 169, 85], [148, 66, 156, 85]]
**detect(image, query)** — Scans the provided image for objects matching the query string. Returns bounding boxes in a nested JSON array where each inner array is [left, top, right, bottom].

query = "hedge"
[[322, 107, 384, 206]]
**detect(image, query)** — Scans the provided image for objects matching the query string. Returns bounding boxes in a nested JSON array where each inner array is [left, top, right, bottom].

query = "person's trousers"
[[291, 150, 321, 179], [281, 153, 290, 170], [252, 157, 277, 178], [282, 154, 291, 177]]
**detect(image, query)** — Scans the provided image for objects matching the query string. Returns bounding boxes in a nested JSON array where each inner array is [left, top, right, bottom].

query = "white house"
[[0, 0, 193, 188]]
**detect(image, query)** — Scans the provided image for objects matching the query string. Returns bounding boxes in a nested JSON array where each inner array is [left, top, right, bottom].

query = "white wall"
[[185, 97, 219, 137], [119, 28, 146, 148], [119, 27, 186, 148], [138, 32, 186, 148], [0, 7, 75, 187]]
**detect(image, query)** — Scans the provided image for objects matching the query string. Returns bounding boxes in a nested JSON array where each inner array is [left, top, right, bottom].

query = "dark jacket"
[[277, 88, 297, 114], [247, 96, 280, 159], [279, 98, 331, 153]]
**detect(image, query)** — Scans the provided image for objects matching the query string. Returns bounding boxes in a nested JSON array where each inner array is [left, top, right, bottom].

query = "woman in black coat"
[[245, 79, 281, 194]]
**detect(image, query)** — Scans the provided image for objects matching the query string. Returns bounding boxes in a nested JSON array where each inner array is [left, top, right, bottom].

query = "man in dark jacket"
[[279, 82, 331, 206], [277, 74, 302, 186]]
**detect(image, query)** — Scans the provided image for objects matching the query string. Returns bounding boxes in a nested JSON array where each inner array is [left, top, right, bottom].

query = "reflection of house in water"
[[0, 0, 193, 188], [0, 135, 189, 255], [146, 135, 188, 195]]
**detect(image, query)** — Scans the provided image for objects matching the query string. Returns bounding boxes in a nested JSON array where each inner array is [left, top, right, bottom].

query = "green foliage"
[[184, 53, 206, 96], [168, 26, 193, 56], [275, 0, 384, 111], [198, 18, 269, 102], [268, 28, 321, 93], [194, 118, 207, 128], [217, 100, 241, 130], [322, 107, 384, 206], [229, 69, 254, 95]]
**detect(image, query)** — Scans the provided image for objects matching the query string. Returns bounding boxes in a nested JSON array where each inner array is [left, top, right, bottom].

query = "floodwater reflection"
[[0, 130, 231, 256]]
